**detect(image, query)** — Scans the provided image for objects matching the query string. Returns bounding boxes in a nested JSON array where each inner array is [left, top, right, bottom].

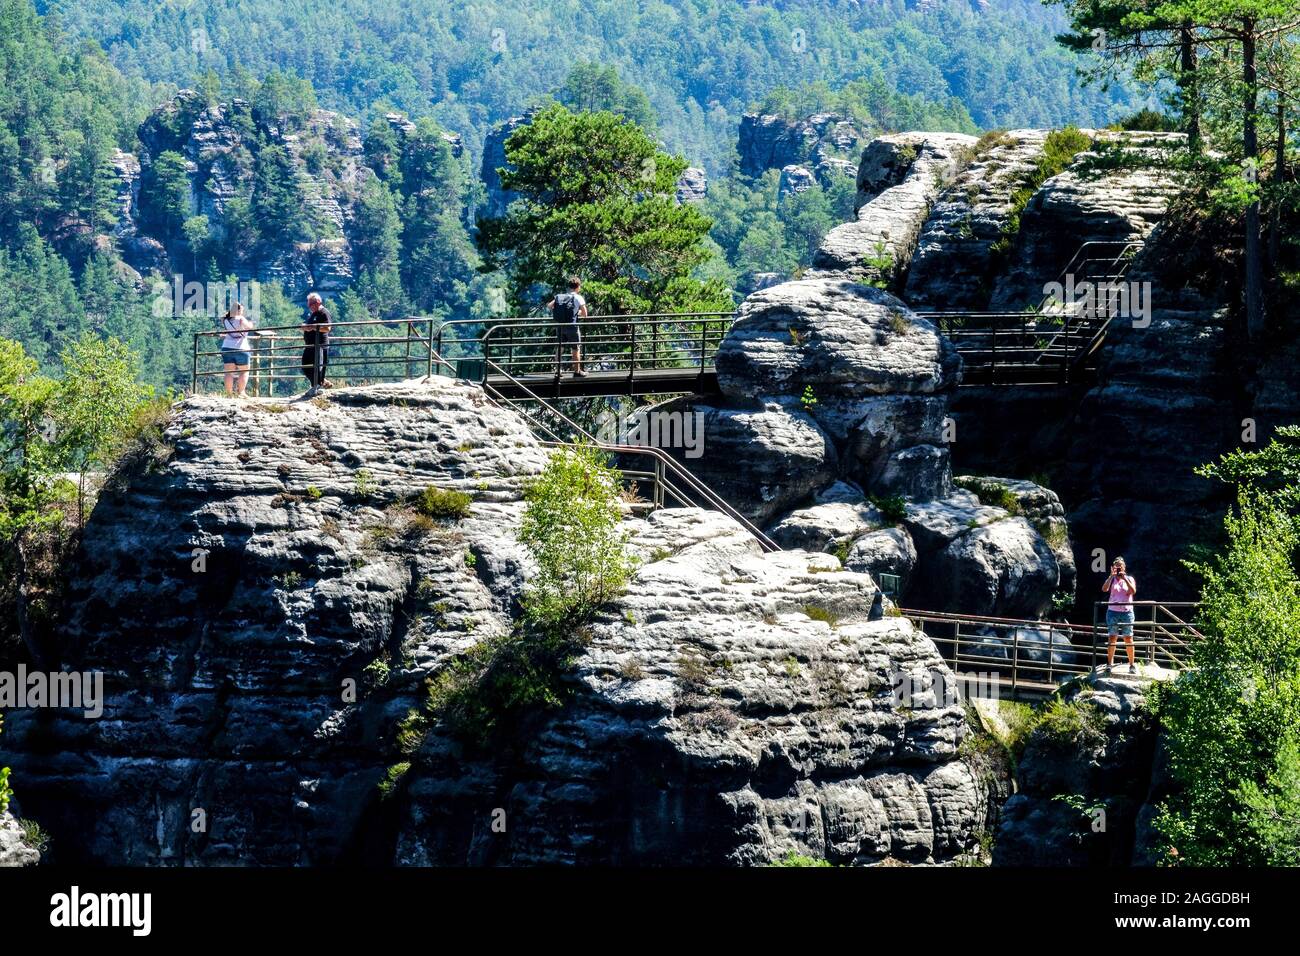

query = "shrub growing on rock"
[[416, 485, 472, 519], [519, 444, 635, 629]]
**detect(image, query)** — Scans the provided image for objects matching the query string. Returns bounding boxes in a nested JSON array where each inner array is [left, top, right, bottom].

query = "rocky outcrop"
[[657, 397, 838, 524], [1057, 283, 1233, 601], [0, 810, 39, 867], [903, 491, 1062, 618], [811, 132, 976, 283], [399, 508, 988, 865], [480, 108, 541, 219], [670, 276, 960, 522], [902, 129, 1052, 310], [989, 132, 1186, 310], [738, 112, 869, 183], [716, 277, 962, 400], [676, 166, 708, 204], [0, 379, 988, 865], [767, 482, 885, 552], [994, 670, 1170, 866], [778, 164, 817, 197], [127, 90, 462, 296]]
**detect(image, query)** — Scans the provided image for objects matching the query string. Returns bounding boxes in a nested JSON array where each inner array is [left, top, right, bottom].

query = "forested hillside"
[[41, 0, 1138, 174], [1, 0, 1141, 390]]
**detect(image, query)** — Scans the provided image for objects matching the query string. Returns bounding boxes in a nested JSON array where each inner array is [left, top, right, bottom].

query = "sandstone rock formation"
[[480, 108, 541, 219], [676, 166, 708, 204], [126, 90, 463, 296], [994, 669, 1170, 866], [0, 379, 988, 865], [903, 490, 1062, 618], [778, 164, 817, 197], [811, 132, 977, 283], [0, 810, 39, 867], [902, 129, 1051, 310], [674, 275, 960, 524], [989, 132, 1185, 309], [737, 112, 870, 182]]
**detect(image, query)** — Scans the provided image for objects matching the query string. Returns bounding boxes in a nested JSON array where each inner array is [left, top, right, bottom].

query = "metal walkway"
[[189, 240, 1143, 399], [915, 240, 1144, 387], [899, 600, 1201, 699]]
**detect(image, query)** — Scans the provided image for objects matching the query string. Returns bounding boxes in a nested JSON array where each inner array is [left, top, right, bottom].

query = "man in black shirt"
[[301, 292, 333, 390]]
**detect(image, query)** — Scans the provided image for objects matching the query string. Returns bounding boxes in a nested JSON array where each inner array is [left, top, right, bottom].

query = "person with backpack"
[[301, 292, 334, 391], [546, 277, 589, 377]]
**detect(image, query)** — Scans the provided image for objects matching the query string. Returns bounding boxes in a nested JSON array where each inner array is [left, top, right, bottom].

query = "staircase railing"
[[477, 356, 782, 553], [914, 238, 1145, 386]]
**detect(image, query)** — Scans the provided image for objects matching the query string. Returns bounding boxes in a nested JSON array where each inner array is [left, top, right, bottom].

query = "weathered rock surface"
[[0, 379, 987, 865], [676, 166, 708, 204], [903, 491, 1061, 618], [779, 164, 817, 197], [716, 277, 961, 400], [844, 528, 918, 591], [480, 108, 541, 218], [812, 132, 976, 283], [990, 132, 1186, 310], [1058, 285, 1233, 600], [956, 476, 1076, 597], [738, 112, 869, 182], [400, 508, 987, 865], [995, 670, 1170, 866], [766, 486, 886, 552], [902, 129, 1051, 311], [0, 810, 39, 867], [659, 397, 838, 524]]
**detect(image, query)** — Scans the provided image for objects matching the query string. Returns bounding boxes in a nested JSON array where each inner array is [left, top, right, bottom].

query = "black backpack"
[[553, 292, 579, 324]]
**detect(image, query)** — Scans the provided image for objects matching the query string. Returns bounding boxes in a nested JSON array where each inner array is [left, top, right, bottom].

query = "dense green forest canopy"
[[40, 0, 1139, 175]]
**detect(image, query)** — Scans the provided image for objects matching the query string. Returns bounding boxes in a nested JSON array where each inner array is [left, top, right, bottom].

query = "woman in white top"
[[219, 303, 264, 398]]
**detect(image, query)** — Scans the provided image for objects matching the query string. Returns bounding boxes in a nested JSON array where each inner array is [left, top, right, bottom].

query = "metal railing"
[[433, 312, 736, 391], [898, 600, 1201, 697], [191, 316, 444, 395], [477, 356, 782, 552], [916, 239, 1144, 387]]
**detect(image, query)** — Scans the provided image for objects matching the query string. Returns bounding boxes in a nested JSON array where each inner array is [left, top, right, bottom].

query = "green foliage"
[[1149, 491, 1300, 865], [377, 761, 410, 799], [1113, 108, 1181, 132], [990, 126, 1092, 258], [1034, 697, 1107, 749], [1198, 424, 1300, 514], [869, 494, 909, 523], [802, 604, 839, 628], [0, 714, 11, 814], [702, 168, 856, 292], [518, 444, 635, 628], [557, 63, 656, 133], [0, 335, 153, 660], [954, 476, 1022, 514], [478, 103, 730, 316], [424, 625, 594, 748], [769, 852, 832, 867], [756, 77, 975, 133], [416, 485, 472, 520]]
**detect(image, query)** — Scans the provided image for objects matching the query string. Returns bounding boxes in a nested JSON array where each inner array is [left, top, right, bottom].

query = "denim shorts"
[[557, 323, 581, 344], [1106, 608, 1135, 637], [221, 349, 251, 367]]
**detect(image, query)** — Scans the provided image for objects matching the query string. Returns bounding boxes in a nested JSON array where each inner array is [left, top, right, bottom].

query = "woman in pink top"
[[1102, 556, 1138, 673]]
